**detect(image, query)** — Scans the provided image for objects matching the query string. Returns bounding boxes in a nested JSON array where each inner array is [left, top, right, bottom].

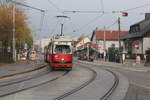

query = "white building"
[[91, 30, 128, 54], [35, 38, 51, 53], [75, 37, 91, 50]]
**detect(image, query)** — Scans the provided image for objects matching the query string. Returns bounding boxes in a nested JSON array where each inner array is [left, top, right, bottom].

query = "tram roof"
[[52, 35, 73, 42]]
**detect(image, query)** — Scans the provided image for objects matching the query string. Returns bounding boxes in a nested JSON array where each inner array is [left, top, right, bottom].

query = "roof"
[[52, 35, 73, 42], [92, 30, 128, 41], [121, 20, 150, 40], [121, 14, 150, 40], [77, 42, 98, 49]]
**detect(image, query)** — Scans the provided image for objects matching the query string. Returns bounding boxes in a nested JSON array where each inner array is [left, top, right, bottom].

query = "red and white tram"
[[45, 35, 73, 70]]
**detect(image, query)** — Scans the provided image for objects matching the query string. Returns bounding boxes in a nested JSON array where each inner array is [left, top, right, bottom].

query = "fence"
[[0, 48, 12, 62]]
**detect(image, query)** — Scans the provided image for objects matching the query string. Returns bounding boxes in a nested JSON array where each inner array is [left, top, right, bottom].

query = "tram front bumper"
[[51, 63, 72, 68]]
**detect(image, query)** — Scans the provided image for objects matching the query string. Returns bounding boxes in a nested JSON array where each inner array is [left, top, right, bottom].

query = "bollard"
[[136, 56, 141, 64]]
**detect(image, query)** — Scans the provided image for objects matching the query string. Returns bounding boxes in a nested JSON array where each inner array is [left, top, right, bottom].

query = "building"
[[75, 36, 91, 51], [91, 30, 128, 54], [35, 38, 51, 53], [75, 36, 98, 59], [121, 13, 150, 59]]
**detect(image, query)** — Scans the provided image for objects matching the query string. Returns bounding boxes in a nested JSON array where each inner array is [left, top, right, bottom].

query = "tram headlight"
[[61, 58, 64, 61]]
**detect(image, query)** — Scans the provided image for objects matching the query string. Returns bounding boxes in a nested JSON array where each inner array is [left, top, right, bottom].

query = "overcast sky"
[[24, 0, 150, 39]]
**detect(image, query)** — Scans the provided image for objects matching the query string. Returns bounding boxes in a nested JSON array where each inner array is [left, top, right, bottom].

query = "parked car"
[[20, 54, 26, 60]]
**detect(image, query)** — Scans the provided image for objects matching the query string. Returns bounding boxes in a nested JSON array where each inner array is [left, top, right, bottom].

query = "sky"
[[23, 0, 150, 39]]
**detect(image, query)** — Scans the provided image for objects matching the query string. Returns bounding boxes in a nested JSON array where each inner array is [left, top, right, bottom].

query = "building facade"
[[35, 38, 51, 53], [75, 37, 91, 50], [91, 30, 128, 54], [121, 13, 150, 58]]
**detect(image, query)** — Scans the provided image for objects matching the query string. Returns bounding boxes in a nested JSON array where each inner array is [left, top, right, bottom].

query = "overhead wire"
[[74, 13, 104, 32], [106, 19, 118, 29], [100, 0, 104, 12], [121, 3, 150, 12], [83, 18, 118, 38], [51, 20, 60, 35], [10, 0, 45, 12], [63, 10, 105, 14], [47, 0, 61, 12], [39, 11, 45, 33]]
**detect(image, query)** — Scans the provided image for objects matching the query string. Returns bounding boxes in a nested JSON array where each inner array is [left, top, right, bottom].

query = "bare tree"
[[0, 0, 9, 8], [0, 0, 24, 8]]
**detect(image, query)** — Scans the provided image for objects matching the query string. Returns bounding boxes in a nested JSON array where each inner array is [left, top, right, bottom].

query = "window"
[[54, 45, 71, 54]]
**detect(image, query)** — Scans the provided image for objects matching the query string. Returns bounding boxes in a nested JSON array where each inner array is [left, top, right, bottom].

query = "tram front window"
[[54, 45, 71, 54]]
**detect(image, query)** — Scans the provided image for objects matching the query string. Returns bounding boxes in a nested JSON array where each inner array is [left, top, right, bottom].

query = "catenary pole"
[[12, 1, 16, 62], [118, 17, 121, 52], [103, 26, 106, 61], [10, 0, 45, 61], [118, 17, 121, 63]]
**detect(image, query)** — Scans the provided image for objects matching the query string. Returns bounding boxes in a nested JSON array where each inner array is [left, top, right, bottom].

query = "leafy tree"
[[124, 40, 132, 54], [0, 5, 33, 50]]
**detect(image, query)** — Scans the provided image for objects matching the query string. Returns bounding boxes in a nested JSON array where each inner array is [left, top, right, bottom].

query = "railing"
[[0, 48, 12, 62]]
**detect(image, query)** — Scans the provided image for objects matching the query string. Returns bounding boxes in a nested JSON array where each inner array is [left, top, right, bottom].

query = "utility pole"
[[10, 0, 45, 61], [118, 17, 121, 53], [118, 17, 121, 63], [87, 43, 89, 60], [61, 23, 63, 36], [12, 2, 16, 62], [103, 26, 106, 61]]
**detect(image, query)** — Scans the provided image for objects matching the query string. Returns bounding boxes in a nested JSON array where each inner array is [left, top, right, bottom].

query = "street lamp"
[[9, 0, 45, 61], [12, 1, 16, 62], [118, 13, 128, 62]]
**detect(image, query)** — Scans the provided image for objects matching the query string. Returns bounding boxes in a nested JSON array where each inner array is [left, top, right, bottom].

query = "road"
[[116, 68, 150, 100], [87, 63, 150, 100], [1, 62, 150, 100], [0, 63, 118, 100]]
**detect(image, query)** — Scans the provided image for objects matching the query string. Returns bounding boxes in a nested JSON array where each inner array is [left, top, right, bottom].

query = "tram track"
[[53, 65, 97, 100], [80, 63, 119, 100], [0, 67, 69, 97], [54, 63, 119, 100], [0, 64, 48, 86], [100, 69, 119, 100], [0, 64, 47, 80]]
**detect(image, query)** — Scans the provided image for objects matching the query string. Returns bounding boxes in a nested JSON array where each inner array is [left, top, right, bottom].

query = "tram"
[[44, 46, 49, 62], [45, 35, 73, 70]]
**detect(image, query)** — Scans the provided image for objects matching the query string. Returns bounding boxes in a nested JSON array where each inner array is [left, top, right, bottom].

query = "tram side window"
[[55, 45, 71, 54]]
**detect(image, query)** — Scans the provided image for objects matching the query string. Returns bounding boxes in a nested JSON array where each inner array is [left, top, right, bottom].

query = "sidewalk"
[[80, 60, 150, 72], [0, 60, 45, 78]]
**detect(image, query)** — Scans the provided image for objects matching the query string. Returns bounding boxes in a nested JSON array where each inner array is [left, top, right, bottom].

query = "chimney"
[[145, 13, 150, 20]]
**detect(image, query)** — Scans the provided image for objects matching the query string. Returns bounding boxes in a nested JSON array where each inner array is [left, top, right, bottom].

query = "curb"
[[80, 60, 150, 72]]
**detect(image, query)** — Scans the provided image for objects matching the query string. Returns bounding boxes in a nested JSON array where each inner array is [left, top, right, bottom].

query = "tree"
[[0, 1, 33, 51]]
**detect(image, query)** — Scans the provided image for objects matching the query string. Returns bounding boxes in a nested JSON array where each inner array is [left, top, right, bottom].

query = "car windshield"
[[54, 45, 71, 54]]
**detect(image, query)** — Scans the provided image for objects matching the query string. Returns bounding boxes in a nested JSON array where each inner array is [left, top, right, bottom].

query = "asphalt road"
[[1, 60, 149, 100], [0, 63, 117, 100], [0, 64, 93, 100], [91, 64, 150, 100], [115, 68, 150, 100]]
